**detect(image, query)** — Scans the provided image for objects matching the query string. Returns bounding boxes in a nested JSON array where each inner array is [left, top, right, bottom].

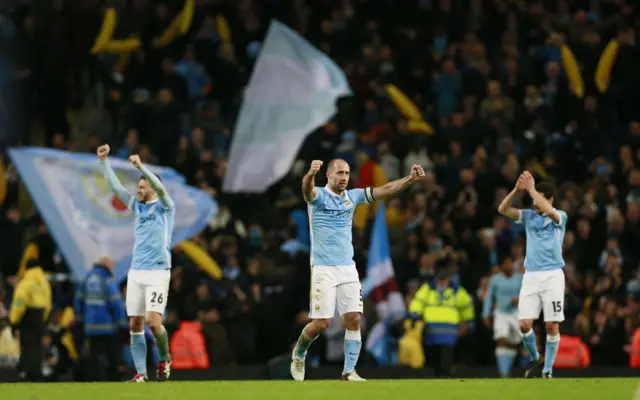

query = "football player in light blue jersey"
[[482, 255, 523, 377], [291, 158, 425, 382], [498, 171, 567, 379], [97, 144, 174, 383]]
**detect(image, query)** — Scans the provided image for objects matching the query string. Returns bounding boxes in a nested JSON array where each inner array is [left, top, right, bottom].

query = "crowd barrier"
[[1, 365, 640, 382]]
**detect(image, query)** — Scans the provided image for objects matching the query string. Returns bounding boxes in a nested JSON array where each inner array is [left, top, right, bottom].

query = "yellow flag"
[[90, 8, 117, 54], [560, 44, 585, 98], [595, 39, 619, 94]]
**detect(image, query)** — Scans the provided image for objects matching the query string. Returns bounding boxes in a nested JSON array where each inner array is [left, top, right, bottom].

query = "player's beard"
[[333, 181, 348, 193], [138, 192, 150, 203]]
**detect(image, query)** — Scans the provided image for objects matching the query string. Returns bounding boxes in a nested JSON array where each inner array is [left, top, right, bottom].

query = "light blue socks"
[[130, 331, 148, 376], [496, 347, 517, 377], [521, 329, 540, 361], [543, 334, 560, 374], [343, 330, 361, 375]]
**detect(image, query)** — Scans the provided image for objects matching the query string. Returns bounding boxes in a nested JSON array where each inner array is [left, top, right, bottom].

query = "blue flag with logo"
[[223, 19, 351, 193], [9, 147, 217, 281]]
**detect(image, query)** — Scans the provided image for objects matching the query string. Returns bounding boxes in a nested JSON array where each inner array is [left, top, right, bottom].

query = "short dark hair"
[[327, 158, 348, 173], [499, 254, 513, 265], [139, 174, 162, 183], [536, 181, 556, 199]]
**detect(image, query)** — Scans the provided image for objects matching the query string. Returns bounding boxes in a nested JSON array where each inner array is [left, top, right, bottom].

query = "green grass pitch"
[[1, 379, 638, 400]]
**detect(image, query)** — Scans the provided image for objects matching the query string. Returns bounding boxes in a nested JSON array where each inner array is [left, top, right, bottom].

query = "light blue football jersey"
[[517, 209, 567, 272], [307, 186, 373, 266], [482, 272, 523, 316], [102, 160, 175, 271], [130, 198, 175, 271]]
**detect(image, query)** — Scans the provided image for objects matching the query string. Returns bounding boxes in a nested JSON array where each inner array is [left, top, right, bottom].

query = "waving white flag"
[[223, 20, 351, 193]]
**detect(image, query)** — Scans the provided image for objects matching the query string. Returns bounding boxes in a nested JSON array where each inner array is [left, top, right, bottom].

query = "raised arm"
[[521, 171, 561, 224], [302, 160, 323, 203], [98, 144, 133, 208], [497, 177, 525, 221], [129, 155, 174, 210], [372, 164, 425, 200]]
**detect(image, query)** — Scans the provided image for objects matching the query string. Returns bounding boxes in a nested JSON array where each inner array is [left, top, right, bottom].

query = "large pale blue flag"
[[9, 147, 217, 281], [223, 20, 351, 193]]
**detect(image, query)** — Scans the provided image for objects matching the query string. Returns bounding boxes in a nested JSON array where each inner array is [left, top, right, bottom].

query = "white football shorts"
[[309, 265, 363, 319], [493, 311, 521, 344], [518, 269, 565, 322], [126, 269, 171, 317]]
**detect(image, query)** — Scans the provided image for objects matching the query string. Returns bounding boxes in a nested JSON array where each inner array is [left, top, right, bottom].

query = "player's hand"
[[410, 164, 426, 182], [97, 144, 110, 160], [129, 154, 142, 169], [482, 317, 491, 329], [308, 160, 323, 176], [520, 171, 535, 192], [515, 175, 527, 191], [510, 296, 519, 305]]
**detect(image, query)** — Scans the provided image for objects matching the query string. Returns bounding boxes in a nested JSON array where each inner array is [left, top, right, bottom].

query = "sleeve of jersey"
[[554, 210, 568, 227], [349, 188, 374, 205], [515, 209, 530, 225], [308, 187, 324, 205]]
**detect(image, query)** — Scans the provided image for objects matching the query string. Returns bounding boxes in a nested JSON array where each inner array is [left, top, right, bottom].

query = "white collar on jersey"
[[324, 185, 345, 198], [141, 199, 159, 205]]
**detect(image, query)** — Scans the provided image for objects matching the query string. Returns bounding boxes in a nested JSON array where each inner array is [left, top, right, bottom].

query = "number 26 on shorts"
[[150, 292, 164, 304]]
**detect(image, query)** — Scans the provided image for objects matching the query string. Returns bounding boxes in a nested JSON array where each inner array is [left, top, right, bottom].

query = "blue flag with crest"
[[9, 147, 217, 281]]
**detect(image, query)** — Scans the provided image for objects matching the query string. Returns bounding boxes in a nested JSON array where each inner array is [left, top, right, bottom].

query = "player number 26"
[[151, 292, 164, 304]]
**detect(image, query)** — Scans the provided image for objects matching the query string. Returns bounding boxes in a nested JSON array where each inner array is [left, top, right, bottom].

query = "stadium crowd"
[[1, 0, 640, 380]]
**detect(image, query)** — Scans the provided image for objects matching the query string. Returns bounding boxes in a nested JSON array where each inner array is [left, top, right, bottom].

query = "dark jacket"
[[74, 265, 127, 336]]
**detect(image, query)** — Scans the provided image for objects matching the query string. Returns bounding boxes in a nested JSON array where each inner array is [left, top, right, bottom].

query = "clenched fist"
[[97, 144, 110, 160], [308, 160, 323, 176], [410, 164, 426, 181], [129, 154, 142, 169]]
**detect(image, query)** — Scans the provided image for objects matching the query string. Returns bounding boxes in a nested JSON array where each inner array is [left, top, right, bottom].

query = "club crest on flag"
[[81, 167, 135, 216]]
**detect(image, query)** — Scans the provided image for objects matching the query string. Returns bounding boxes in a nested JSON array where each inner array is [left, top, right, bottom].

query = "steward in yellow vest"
[[9, 260, 52, 381], [406, 270, 475, 377]]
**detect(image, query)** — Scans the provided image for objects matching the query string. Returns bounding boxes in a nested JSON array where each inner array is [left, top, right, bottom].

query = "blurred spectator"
[[9, 259, 51, 382], [73, 257, 127, 382]]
